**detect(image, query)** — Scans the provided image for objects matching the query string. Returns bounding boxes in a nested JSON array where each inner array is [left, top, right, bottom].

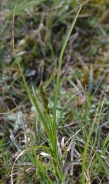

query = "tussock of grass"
[[0, 0, 109, 184]]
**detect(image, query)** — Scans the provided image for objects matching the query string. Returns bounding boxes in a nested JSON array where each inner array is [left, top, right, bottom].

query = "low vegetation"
[[0, 0, 109, 183]]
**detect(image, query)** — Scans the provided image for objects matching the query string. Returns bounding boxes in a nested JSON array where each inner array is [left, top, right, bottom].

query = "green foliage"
[[24, 171, 34, 184], [1, 0, 109, 183]]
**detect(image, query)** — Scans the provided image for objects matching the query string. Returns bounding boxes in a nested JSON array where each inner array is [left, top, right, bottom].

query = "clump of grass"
[[10, 0, 82, 183], [1, 0, 109, 184]]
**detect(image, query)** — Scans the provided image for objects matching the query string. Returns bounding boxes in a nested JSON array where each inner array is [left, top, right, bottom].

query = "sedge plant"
[[10, 0, 88, 183]]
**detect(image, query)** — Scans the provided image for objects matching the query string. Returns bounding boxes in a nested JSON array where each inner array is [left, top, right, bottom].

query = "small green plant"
[[1, 0, 109, 183], [11, 0, 82, 183]]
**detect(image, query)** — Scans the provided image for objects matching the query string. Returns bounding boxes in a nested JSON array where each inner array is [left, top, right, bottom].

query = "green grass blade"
[[96, 153, 109, 177], [12, 0, 52, 142], [24, 171, 34, 184], [25, 153, 37, 166], [81, 102, 101, 183], [53, 5, 82, 127], [52, 4, 82, 157]]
